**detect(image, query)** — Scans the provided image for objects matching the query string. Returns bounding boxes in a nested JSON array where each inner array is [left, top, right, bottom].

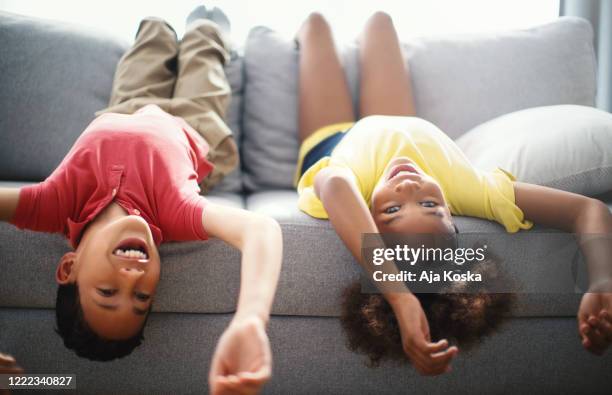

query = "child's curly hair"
[[340, 256, 514, 367]]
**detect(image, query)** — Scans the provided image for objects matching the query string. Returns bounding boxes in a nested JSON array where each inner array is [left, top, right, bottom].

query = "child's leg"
[[172, 20, 237, 191], [297, 12, 355, 142], [359, 12, 415, 117], [105, 18, 178, 110], [174, 20, 231, 118]]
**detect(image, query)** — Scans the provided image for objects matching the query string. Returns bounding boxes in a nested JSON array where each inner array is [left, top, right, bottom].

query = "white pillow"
[[456, 105, 612, 196]]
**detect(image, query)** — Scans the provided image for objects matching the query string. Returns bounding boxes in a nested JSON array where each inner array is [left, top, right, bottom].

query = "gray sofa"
[[1, 11, 612, 395]]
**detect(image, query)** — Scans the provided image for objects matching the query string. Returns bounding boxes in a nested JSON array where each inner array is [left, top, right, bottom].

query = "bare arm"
[[202, 203, 282, 323], [514, 182, 612, 281], [203, 203, 282, 394], [0, 188, 20, 222], [514, 181, 610, 233], [314, 166, 410, 299], [515, 181, 612, 355]]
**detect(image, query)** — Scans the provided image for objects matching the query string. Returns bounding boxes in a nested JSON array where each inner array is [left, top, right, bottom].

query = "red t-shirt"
[[11, 105, 213, 248]]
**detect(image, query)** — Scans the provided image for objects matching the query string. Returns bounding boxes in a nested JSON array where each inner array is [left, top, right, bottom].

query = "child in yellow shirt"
[[295, 11, 612, 373]]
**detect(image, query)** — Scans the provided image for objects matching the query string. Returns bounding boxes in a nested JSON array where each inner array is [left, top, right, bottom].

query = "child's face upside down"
[[56, 208, 160, 341], [371, 157, 455, 235]]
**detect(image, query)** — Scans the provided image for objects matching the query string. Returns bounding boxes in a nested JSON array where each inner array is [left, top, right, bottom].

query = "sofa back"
[[240, 17, 597, 190], [0, 12, 597, 193], [0, 12, 124, 182], [0, 11, 244, 193]]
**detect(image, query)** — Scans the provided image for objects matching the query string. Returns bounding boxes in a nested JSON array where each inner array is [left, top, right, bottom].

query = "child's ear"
[[56, 252, 77, 284]]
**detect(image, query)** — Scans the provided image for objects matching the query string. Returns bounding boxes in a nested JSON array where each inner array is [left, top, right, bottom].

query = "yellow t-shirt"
[[296, 115, 532, 233]]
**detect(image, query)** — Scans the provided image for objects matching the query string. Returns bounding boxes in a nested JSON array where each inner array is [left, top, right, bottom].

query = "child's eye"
[[384, 205, 401, 214], [420, 201, 438, 208], [97, 288, 116, 297], [135, 292, 151, 302]]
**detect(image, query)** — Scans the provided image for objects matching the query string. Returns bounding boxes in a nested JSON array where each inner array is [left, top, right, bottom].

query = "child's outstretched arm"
[[202, 203, 282, 395], [514, 182, 612, 355], [314, 166, 458, 376], [0, 187, 20, 222]]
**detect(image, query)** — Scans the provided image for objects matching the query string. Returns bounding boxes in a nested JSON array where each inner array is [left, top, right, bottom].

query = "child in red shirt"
[[0, 10, 280, 395]]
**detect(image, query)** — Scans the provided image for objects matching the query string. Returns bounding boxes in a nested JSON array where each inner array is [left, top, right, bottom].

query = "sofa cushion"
[[240, 17, 596, 190], [456, 105, 612, 197], [243, 190, 612, 318], [241, 27, 299, 190], [404, 16, 596, 139], [2, 310, 612, 393], [2, 184, 610, 317], [0, 11, 244, 192], [214, 52, 244, 193], [0, 181, 243, 313], [0, 12, 127, 182]]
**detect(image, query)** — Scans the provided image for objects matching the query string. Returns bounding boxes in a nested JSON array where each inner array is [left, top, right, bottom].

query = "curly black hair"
[[340, 256, 514, 367], [55, 283, 150, 361]]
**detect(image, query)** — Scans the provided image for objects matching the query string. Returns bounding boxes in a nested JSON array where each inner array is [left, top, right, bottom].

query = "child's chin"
[[109, 216, 153, 241]]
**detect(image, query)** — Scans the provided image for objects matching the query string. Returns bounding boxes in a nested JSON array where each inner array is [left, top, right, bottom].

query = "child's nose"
[[119, 267, 145, 280], [395, 179, 421, 193]]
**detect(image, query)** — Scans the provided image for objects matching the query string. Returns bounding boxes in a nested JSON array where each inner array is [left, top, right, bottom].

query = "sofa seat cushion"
[[2, 183, 609, 318], [244, 190, 612, 318], [0, 181, 244, 313]]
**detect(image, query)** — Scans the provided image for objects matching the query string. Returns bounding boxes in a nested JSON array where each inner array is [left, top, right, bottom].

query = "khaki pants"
[[97, 17, 238, 193]]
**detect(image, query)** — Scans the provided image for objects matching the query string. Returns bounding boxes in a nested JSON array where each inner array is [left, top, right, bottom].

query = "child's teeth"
[[113, 248, 147, 259]]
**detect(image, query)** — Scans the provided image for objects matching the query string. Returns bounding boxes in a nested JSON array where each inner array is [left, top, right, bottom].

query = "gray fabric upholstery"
[[456, 105, 612, 196], [240, 17, 597, 190], [402, 16, 596, 139], [214, 52, 244, 193], [0, 11, 244, 192], [246, 191, 607, 318], [3, 186, 597, 318], [1, 309, 611, 394], [241, 27, 300, 191], [0, 11, 127, 182]]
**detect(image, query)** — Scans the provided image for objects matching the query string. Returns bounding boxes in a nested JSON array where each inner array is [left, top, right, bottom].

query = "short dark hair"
[[55, 283, 149, 361], [340, 256, 514, 367]]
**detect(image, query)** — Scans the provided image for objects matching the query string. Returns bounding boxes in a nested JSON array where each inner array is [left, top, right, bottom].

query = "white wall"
[[0, 0, 559, 45]]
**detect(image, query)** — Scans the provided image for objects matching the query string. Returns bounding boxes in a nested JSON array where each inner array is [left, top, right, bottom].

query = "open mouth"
[[387, 163, 420, 181], [113, 238, 149, 261]]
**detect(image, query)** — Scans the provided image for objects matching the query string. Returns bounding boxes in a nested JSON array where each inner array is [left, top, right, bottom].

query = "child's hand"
[[208, 315, 272, 395], [394, 295, 458, 375], [578, 281, 612, 355], [0, 352, 23, 394], [0, 352, 23, 374]]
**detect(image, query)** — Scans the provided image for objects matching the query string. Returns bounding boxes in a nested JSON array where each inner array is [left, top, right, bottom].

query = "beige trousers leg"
[[98, 17, 238, 192]]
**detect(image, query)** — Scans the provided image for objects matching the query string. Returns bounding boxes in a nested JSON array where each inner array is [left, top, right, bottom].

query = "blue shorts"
[[299, 131, 347, 177]]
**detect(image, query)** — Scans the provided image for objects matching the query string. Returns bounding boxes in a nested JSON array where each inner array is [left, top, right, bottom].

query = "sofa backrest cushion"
[[215, 53, 244, 193], [0, 12, 127, 181], [240, 17, 597, 191], [0, 11, 244, 192]]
